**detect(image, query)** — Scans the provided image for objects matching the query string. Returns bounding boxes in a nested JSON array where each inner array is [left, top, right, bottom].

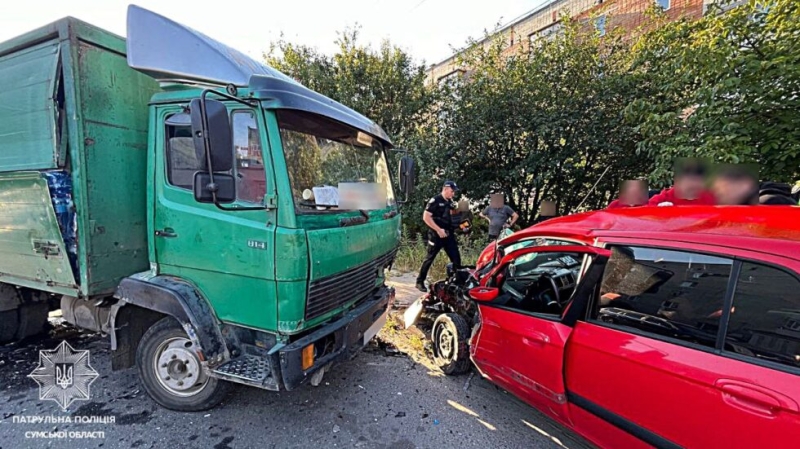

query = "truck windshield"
[[277, 110, 395, 212]]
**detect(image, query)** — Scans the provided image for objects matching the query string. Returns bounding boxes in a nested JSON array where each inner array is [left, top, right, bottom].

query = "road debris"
[[463, 372, 475, 392]]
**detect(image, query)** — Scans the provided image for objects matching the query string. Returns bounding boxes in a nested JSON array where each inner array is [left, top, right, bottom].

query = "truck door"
[[151, 106, 278, 331], [470, 245, 608, 424]]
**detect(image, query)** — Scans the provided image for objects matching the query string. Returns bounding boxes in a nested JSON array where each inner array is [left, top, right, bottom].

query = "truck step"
[[213, 355, 270, 382]]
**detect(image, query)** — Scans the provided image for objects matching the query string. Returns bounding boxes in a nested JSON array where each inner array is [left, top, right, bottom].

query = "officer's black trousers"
[[416, 233, 461, 284]]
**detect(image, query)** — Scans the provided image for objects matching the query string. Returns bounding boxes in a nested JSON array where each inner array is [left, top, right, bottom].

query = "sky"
[[0, 0, 544, 67]]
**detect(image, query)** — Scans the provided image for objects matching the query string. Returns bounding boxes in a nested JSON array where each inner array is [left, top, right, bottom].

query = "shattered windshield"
[[277, 110, 395, 213]]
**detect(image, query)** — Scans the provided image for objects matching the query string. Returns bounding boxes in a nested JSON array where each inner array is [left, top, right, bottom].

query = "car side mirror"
[[190, 98, 233, 172], [398, 155, 415, 198], [193, 172, 235, 204], [469, 287, 499, 302]]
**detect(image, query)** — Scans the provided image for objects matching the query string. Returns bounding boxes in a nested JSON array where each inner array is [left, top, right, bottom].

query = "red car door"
[[473, 305, 574, 421], [566, 241, 800, 449], [470, 245, 609, 425]]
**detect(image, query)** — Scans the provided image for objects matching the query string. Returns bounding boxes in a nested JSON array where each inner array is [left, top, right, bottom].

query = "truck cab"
[[0, 6, 413, 411]]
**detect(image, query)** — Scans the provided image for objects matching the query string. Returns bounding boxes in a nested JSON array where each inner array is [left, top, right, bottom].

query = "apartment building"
[[428, 0, 732, 84]]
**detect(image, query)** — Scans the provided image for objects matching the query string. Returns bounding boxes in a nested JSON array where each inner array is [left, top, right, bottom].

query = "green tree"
[[627, 0, 800, 184], [266, 27, 435, 146], [433, 17, 652, 225]]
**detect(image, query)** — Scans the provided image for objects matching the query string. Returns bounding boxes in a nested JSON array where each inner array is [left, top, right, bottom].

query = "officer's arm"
[[510, 211, 519, 226], [422, 211, 442, 233]]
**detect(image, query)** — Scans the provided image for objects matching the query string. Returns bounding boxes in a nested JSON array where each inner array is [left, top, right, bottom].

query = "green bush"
[[393, 226, 489, 280]]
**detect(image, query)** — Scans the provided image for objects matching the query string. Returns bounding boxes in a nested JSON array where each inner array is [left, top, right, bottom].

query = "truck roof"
[[127, 5, 393, 147]]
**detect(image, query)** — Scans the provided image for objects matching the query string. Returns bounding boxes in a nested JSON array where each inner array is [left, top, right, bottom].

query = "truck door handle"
[[155, 228, 177, 238], [715, 379, 799, 416]]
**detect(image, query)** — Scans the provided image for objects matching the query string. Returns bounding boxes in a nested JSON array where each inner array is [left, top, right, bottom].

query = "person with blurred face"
[[648, 160, 716, 206], [607, 179, 649, 209], [711, 165, 759, 205]]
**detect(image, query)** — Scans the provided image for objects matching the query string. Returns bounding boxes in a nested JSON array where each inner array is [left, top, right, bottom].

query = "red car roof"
[[510, 206, 800, 244]]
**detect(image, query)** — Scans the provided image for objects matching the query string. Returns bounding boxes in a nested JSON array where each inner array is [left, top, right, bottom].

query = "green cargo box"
[[0, 18, 160, 297]]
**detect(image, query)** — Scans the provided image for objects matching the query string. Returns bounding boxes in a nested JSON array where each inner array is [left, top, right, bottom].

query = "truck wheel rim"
[[153, 337, 207, 397]]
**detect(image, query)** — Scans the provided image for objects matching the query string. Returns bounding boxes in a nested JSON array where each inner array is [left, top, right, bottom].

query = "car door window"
[[725, 262, 800, 371], [595, 246, 733, 349], [490, 251, 586, 316]]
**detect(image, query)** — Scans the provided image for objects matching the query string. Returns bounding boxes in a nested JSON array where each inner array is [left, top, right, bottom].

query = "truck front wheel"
[[136, 317, 230, 411], [432, 313, 471, 375]]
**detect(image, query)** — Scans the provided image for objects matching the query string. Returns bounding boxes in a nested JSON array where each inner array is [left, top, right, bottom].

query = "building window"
[[529, 23, 564, 50], [437, 70, 463, 86], [595, 246, 734, 350], [707, 0, 747, 14], [595, 15, 607, 37], [656, 0, 671, 10]]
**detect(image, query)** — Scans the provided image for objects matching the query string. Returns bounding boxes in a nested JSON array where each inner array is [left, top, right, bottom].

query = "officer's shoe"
[[415, 282, 427, 293]]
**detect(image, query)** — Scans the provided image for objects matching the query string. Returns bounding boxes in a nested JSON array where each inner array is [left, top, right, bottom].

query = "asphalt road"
[[0, 324, 589, 449]]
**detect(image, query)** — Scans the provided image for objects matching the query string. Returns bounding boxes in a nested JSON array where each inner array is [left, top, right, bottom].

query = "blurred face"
[[442, 186, 455, 199], [712, 176, 758, 205], [675, 174, 705, 200], [620, 180, 648, 206]]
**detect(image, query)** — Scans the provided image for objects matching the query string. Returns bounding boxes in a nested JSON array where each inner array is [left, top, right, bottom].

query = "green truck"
[[0, 6, 413, 411]]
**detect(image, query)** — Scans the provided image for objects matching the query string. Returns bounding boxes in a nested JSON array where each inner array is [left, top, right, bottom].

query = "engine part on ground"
[[404, 296, 426, 329]]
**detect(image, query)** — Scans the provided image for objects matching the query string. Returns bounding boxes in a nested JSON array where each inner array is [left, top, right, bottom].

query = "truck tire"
[[432, 313, 471, 375], [0, 310, 19, 343], [17, 301, 49, 339], [136, 317, 230, 411], [0, 303, 49, 343]]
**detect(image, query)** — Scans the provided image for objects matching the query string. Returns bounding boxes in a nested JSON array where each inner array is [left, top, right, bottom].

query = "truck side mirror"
[[398, 155, 415, 198], [193, 172, 236, 203], [190, 98, 233, 172]]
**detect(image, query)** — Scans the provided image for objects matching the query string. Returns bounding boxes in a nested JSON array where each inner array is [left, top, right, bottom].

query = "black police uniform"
[[416, 194, 462, 286]]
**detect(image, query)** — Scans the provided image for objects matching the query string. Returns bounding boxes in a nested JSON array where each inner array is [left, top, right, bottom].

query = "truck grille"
[[305, 249, 397, 321]]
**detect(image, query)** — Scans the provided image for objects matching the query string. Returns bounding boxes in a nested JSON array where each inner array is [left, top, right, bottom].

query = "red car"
[[465, 206, 800, 448]]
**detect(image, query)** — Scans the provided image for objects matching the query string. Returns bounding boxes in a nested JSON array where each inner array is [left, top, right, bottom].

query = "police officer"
[[416, 181, 462, 292]]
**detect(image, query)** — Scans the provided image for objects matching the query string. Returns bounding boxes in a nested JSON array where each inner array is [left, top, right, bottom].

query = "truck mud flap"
[[112, 275, 228, 368]]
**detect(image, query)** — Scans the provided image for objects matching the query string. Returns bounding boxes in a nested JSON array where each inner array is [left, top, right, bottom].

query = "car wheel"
[[432, 313, 471, 375], [136, 317, 230, 411]]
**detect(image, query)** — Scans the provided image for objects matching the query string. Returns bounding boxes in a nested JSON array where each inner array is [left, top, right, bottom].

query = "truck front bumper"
[[278, 286, 394, 390]]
